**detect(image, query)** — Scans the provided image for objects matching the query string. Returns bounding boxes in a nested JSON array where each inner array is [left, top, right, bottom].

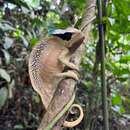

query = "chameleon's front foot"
[[59, 49, 80, 72], [65, 62, 80, 73], [56, 70, 79, 81]]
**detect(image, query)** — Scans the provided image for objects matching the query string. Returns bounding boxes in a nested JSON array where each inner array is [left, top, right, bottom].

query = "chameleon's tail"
[[63, 104, 84, 128], [41, 93, 84, 130]]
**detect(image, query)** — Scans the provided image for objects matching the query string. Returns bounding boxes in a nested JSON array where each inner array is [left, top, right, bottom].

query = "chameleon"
[[28, 27, 85, 129]]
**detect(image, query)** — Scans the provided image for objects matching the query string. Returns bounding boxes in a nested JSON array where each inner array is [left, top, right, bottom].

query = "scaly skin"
[[29, 37, 66, 109], [28, 28, 84, 129], [29, 37, 80, 109]]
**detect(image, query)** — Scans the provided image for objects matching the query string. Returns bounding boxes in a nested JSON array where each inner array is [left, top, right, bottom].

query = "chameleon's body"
[[29, 37, 69, 109], [28, 28, 84, 129]]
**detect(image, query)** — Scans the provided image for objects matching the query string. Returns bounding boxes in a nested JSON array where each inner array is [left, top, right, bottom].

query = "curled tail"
[[63, 104, 84, 127]]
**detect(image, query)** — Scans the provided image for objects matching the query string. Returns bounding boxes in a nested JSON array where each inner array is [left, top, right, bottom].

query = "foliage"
[[0, 0, 130, 130]]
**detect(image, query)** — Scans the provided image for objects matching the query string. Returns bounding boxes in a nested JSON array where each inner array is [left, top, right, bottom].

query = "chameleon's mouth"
[[53, 32, 73, 41]]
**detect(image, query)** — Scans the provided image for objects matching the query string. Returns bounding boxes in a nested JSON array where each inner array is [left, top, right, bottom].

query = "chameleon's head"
[[50, 27, 85, 52]]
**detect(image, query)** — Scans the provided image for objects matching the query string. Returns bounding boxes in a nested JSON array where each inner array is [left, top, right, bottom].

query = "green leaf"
[[119, 55, 130, 63], [55, 21, 70, 28], [0, 69, 11, 82], [8, 80, 15, 99], [112, 93, 122, 105], [112, 63, 130, 76], [4, 37, 14, 49], [14, 124, 24, 129], [122, 44, 130, 51], [30, 38, 39, 47], [0, 23, 15, 31], [112, 105, 125, 114], [126, 35, 130, 41], [113, 68, 129, 76], [23, 0, 40, 8], [7, 0, 29, 9], [32, 17, 43, 27], [0, 87, 8, 109], [123, 114, 130, 119], [46, 12, 60, 27], [2, 49, 10, 64], [20, 35, 29, 47]]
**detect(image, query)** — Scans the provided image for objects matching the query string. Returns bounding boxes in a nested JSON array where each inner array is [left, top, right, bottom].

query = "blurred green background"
[[0, 0, 130, 130]]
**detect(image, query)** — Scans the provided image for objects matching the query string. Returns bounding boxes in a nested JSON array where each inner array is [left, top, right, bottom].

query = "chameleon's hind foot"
[[56, 70, 79, 81]]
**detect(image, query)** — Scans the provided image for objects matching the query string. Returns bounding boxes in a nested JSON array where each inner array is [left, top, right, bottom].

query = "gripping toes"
[[56, 70, 79, 81], [66, 70, 79, 81], [67, 63, 80, 72]]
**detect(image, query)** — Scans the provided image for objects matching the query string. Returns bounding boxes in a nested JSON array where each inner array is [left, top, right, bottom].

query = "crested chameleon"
[[28, 27, 85, 129]]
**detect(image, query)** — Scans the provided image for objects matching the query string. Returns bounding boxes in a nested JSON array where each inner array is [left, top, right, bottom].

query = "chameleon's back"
[[28, 37, 65, 110]]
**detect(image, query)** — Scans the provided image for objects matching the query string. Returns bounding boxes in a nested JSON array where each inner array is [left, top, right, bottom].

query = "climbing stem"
[[44, 93, 75, 130], [97, 0, 109, 130]]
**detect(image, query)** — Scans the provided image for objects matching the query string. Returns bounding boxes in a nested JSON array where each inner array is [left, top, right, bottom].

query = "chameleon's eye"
[[53, 32, 72, 41]]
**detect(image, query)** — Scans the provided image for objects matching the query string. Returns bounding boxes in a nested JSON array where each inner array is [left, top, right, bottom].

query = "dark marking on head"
[[53, 32, 73, 41]]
